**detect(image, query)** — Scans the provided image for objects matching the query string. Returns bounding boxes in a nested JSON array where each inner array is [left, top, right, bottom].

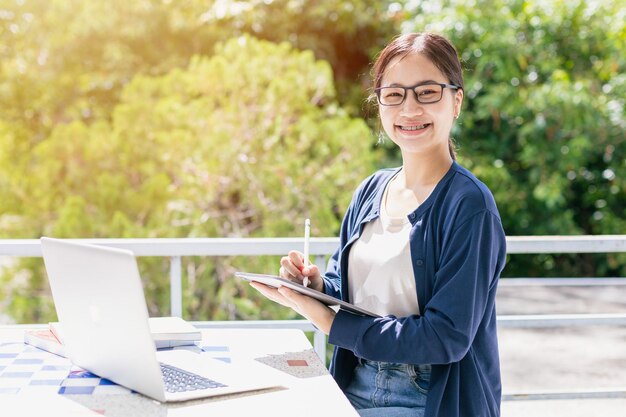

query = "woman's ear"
[[454, 89, 464, 118]]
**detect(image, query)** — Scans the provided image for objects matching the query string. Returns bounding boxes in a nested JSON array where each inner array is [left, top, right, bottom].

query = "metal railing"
[[1, 235, 625, 400], [2, 235, 625, 317]]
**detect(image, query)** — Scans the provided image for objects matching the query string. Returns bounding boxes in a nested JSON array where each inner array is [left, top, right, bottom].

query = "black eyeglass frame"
[[374, 82, 461, 106]]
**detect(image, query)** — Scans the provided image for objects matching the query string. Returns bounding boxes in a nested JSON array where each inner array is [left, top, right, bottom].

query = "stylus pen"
[[303, 218, 311, 287]]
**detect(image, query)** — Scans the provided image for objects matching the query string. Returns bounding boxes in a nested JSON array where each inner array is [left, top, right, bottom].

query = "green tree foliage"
[[0, 0, 393, 140], [195, 0, 397, 112], [397, 0, 626, 277], [0, 34, 376, 322]]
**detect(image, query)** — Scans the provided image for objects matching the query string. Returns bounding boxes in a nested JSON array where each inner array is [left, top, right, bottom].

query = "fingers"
[[251, 282, 334, 334], [277, 286, 315, 316], [249, 282, 306, 315], [277, 286, 300, 308], [280, 250, 306, 279], [280, 251, 323, 291], [279, 262, 301, 281], [250, 281, 305, 309], [301, 264, 323, 292], [289, 250, 307, 269], [249, 282, 293, 309], [301, 263, 320, 278]]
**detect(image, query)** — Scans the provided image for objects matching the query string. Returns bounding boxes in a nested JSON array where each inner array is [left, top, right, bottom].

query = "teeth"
[[401, 124, 428, 130]]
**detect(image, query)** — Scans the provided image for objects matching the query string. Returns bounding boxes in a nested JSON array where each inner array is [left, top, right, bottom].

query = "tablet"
[[235, 272, 380, 318]]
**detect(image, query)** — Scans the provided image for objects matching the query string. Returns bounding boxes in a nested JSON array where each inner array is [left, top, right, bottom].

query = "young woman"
[[251, 32, 506, 417]]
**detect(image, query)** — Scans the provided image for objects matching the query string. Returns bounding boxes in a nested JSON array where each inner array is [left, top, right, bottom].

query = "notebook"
[[40, 237, 281, 402]]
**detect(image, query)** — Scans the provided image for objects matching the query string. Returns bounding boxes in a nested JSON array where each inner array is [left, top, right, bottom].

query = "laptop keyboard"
[[160, 363, 228, 393]]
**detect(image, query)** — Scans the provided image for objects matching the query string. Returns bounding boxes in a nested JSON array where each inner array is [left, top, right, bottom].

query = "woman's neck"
[[398, 150, 453, 192]]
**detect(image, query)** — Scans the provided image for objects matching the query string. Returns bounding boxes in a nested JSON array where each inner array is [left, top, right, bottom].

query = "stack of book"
[[23, 328, 66, 357], [24, 317, 202, 357]]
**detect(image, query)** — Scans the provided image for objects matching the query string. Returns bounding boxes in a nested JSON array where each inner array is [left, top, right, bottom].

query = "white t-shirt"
[[347, 180, 420, 317]]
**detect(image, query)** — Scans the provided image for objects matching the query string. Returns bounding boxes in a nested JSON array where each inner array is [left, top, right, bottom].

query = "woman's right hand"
[[279, 250, 324, 292]]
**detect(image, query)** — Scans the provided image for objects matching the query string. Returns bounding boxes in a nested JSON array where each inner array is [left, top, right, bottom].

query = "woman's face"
[[378, 52, 463, 157]]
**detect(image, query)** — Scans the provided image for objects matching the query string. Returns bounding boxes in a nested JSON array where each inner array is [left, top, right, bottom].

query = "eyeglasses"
[[374, 82, 461, 106]]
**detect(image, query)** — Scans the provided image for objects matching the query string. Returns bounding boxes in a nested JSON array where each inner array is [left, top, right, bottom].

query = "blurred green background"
[[0, 0, 624, 324]]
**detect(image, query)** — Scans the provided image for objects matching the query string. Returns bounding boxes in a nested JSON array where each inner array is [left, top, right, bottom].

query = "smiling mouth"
[[398, 123, 431, 131]]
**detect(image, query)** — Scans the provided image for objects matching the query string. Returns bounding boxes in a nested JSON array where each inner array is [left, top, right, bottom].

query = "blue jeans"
[[344, 359, 431, 417]]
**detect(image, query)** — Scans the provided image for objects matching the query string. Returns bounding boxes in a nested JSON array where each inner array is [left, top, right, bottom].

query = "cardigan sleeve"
[[322, 247, 342, 298], [328, 209, 506, 365]]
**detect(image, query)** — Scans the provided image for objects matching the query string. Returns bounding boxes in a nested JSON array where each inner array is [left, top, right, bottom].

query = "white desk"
[[0, 325, 358, 417]]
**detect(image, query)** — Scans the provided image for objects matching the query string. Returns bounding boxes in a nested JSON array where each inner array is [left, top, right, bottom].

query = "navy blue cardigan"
[[324, 161, 506, 417]]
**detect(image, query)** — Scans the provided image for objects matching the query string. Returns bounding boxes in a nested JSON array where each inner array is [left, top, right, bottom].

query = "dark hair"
[[370, 33, 464, 159]]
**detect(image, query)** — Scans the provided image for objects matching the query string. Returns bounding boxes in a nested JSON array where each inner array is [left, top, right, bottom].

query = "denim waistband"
[[358, 357, 432, 373]]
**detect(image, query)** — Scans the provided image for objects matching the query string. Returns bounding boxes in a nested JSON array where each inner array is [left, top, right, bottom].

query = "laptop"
[[40, 237, 281, 402]]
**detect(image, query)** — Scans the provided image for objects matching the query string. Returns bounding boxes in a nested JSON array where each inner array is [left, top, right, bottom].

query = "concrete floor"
[[496, 282, 626, 417], [501, 398, 626, 417]]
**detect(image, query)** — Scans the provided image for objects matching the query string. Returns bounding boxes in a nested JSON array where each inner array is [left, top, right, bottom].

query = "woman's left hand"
[[249, 282, 336, 335]]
